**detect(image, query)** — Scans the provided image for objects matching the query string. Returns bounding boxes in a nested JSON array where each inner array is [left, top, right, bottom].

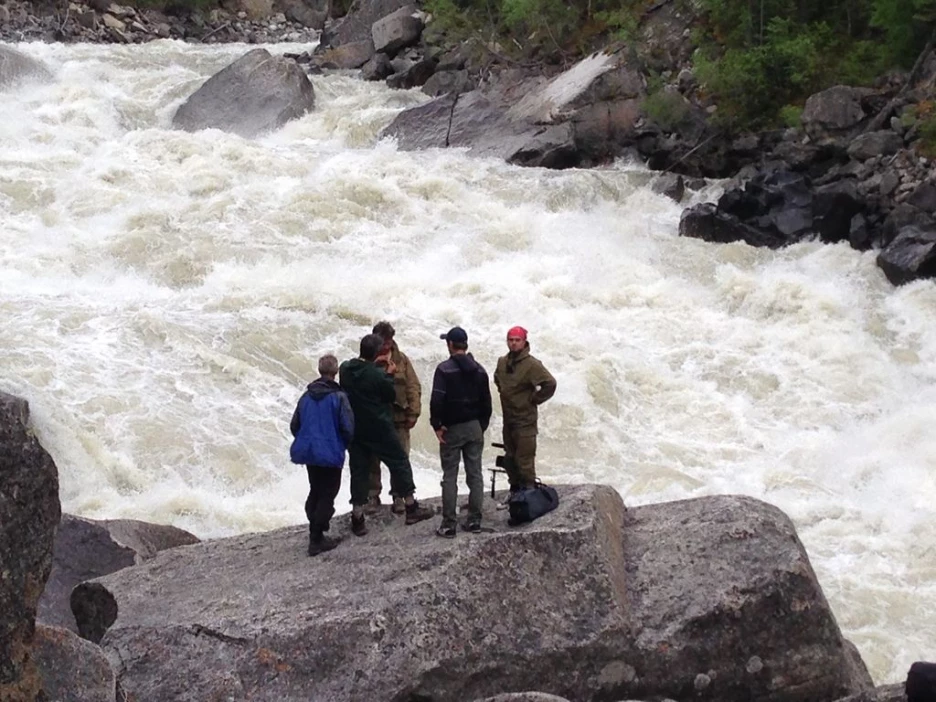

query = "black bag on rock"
[[508, 483, 559, 526], [906, 661, 936, 702]]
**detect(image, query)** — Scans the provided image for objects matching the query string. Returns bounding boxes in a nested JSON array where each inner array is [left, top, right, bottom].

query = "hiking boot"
[[496, 493, 513, 511], [351, 513, 368, 536], [462, 520, 482, 533], [436, 524, 456, 539], [404, 501, 434, 525], [363, 495, 381, 516], [391, 496, 406, 514], [308, 536, 338, 556]]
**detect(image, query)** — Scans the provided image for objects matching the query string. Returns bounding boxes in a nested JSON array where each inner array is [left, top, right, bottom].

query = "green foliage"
[[870, 0, 936, 65], [425, 0, 648, 57], [779, 104, 803, 127], [641, 88, 692, 131], [908, 101, 936, 156], [593, 7, 639, 42], [695, 18, 830, 127]]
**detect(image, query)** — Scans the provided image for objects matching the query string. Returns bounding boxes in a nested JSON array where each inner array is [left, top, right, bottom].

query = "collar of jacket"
[[507, 345, 530, 371]]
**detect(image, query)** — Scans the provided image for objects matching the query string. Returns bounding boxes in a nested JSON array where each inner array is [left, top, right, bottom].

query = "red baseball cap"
[[507, 326, 528, 340]]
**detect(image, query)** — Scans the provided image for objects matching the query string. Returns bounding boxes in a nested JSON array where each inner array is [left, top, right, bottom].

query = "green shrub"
[[694, 18, 828, 128], [641, 88, 692, 131], [778, 104, 803, 127]]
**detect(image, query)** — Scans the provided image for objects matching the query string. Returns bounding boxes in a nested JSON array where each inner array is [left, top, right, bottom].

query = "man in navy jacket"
[[430, 326, 492, 538], [290, 354, 355, 556]]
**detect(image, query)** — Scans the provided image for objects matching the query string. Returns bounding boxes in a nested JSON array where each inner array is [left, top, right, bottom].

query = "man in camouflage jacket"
[[494, 326, 557, 492], [368, 320, 421, 514]]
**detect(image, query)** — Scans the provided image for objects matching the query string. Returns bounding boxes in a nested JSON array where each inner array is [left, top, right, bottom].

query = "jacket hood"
[[452, 352, 482, 373], [307, 377, 342, 399]]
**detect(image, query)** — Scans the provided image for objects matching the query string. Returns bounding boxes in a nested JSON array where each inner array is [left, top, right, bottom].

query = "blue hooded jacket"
[[289, 378, 355, 468]]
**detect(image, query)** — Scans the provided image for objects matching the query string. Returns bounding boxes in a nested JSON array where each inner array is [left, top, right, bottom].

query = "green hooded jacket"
[[339, 358, 395, 442], [494, 344, 557, 429]]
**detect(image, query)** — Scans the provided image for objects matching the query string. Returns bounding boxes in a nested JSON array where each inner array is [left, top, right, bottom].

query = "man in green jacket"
[[366, 321, 421, 515], [493, 326, 557, 494], [340, 333, 434, 536]]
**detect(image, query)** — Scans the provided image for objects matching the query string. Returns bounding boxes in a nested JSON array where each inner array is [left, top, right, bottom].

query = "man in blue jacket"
[[290, 354, 355, 556]]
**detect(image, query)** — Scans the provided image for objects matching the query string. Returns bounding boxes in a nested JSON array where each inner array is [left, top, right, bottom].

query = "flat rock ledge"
[[72, 486, 871, 702]]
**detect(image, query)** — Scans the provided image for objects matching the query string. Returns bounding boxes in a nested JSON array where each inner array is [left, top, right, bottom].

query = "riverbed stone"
[[0, 391, 61, 701], [38, 514, 199, 633], [72, 487, 871, 701], [172, 48, 315, 138], [32, 625, 116, 702]]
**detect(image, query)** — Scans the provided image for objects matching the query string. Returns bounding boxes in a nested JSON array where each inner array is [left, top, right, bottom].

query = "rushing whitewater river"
[[1, 40, 934, 684]]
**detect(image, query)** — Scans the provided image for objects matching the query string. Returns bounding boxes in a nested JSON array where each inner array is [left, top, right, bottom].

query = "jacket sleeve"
[[429, 365, 447, 431], [478, 369, 492, 432], [376, 368, 396, 403], [338, 392, 355, 445], [531, 359, 557, 405], [289, 398, 302, 437], [404, 354, 421, 421]]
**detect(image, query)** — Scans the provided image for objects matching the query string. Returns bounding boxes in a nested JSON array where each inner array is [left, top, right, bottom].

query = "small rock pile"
[[0, 0, 321, 44]]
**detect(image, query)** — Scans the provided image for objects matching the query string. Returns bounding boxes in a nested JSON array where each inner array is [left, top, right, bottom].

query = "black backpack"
[[508, 482, 559, 526], [907, 662, 936, 702]]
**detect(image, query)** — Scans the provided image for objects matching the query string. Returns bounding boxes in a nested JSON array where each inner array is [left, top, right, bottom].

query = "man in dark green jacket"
[[340, 333, 434, 536], [493, 326, 557, 494]]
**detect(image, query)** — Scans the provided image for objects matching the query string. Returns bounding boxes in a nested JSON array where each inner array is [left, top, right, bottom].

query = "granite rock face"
[[0, 391, 61, 701], [74, 486, 870, 701], [38, 514, 199, 632]]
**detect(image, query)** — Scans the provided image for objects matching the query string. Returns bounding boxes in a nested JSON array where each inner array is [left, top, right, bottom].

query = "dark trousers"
[[305, 466, 342, 538], [348, 431, 416, 506], [367, 423, 410, 497], [439, 420, 484, 528], [503, 424, 537, 489]]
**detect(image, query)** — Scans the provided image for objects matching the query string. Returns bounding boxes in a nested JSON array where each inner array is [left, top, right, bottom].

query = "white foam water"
[[1, 40, 934, 684]]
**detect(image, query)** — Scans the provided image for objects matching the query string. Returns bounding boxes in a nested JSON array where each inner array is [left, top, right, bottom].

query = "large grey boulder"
[[32, 625, 116, 702], [38, 514, 199, 633], [847, 130, 904, 160], [877, 225, 936, 284], [0, 46, 52, 90], [172, 49, 315, 138], [0, 391, 61, 701], [72, 487, 871, 701], [382, 52, 642, 168], [321, 0, 411, 48], [802, 85, 874, 141], [371, 4, 423, 56]]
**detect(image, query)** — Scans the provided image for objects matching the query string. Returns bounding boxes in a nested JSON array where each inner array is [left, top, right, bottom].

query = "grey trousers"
[[439, 419, 484, 528]]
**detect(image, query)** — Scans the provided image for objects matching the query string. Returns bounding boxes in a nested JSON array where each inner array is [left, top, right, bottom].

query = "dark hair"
[[359, 333, 384, 361], [450, 341, 468, 351], [372, 321, 395, 339]]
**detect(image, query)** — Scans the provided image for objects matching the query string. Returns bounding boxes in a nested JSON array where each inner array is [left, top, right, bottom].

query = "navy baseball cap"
[[439, 326, 468, 343]]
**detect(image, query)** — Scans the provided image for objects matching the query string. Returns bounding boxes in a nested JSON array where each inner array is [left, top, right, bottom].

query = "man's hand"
[[435, 427, 447, 444], [385, 359, 397, 375]]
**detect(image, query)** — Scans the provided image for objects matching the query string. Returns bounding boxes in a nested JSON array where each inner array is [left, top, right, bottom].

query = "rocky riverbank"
[[0, 0, 321, 44]]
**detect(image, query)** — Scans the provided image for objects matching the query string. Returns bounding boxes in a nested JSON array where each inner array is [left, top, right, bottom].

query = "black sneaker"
[[404, 501, 434, 525], [462, 520, 482, 533], [308, 536, 338, 556], [351, 514, 368, 536], [436, 525, 456, 539]]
